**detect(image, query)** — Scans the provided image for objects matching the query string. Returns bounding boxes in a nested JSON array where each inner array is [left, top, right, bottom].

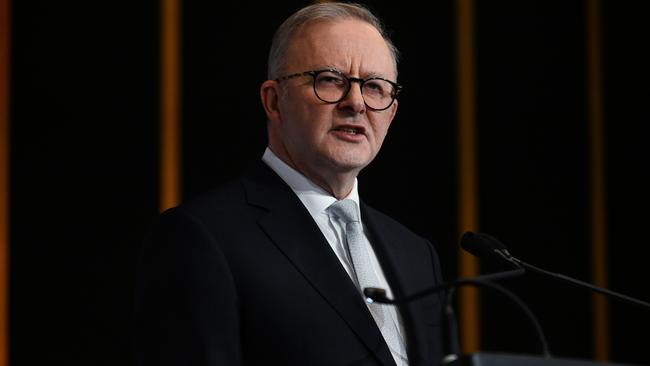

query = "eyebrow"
[[318, 66, 388, 80]]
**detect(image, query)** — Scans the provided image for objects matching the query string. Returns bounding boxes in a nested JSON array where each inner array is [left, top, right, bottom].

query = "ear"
[[260, 80, 283, 124], [387, 99, 398, 125]]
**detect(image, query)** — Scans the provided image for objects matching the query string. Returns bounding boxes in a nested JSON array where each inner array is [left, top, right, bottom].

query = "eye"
[[316, 72, 346, 87], [363, 80, 390, 96]]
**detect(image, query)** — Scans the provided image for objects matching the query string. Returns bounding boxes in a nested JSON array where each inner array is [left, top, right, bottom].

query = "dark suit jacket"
[[134, 161, 445, 366]]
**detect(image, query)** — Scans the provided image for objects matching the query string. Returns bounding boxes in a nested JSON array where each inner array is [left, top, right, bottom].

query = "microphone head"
[[460, 231, 523, 269], [363, 287, 392, 304], [460, 231, 508, 259]]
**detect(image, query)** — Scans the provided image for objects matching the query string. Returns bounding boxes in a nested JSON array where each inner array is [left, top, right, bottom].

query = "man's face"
[[270, 19, 398, 187]]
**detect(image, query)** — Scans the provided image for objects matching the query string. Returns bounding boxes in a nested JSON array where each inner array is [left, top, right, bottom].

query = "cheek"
[[282, 111, 323, 146], [371, 120, 392, 145], [292, 108, 332, 139]]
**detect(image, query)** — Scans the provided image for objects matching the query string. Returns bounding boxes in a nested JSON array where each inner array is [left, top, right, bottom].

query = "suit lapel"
[[362, 202, 442, 366], [242, 163, 396, 366]]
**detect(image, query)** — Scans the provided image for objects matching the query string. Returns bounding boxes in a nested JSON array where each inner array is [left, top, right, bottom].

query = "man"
[[134, 3, 445, 366]]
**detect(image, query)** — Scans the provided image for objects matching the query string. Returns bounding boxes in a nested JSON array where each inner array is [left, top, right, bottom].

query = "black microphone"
[[461, 231, 650, 309], [363, 267, 552, 359], [460, 231, 521, 269]]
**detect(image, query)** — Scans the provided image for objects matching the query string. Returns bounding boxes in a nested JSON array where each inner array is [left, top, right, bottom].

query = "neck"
[[267, 145, 358, 199], [290, 159, 358, 200], [311, 171, 356, 199]]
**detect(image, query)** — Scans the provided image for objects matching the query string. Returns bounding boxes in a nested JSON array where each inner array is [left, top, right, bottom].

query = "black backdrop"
[[9, 1, 650, 365]]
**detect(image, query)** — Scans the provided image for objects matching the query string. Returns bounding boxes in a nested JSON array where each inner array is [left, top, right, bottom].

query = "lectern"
[[445, 353, 645, 366]]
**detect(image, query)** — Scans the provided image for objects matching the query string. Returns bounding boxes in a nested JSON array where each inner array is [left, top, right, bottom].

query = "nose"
[[337, 81, 366, 114]]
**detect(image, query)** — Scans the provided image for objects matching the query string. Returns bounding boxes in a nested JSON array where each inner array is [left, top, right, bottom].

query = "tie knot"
[[328, 199, 360, 224]]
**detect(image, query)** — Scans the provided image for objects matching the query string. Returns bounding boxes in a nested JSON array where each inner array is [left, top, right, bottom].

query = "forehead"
[[286, 19, 396, 78]]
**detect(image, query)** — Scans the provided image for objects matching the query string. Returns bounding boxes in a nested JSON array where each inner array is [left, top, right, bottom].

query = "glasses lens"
[[312, 71, 398, 110], [313, 71, 348, 103], [362, 79, 396, 110]]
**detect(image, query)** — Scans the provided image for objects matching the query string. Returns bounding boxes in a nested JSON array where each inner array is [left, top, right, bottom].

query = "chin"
[[322, 146, 375, 172], [331, 156, 371, 172]]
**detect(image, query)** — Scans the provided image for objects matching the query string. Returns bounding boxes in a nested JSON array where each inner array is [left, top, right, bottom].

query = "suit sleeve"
[[133, 207, 240, 366], [426, 238, 452, 361], [425, 239, 444, 288]]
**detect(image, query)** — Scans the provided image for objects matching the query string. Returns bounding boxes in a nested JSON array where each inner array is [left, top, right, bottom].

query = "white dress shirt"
[[262, 147, 408, 365]]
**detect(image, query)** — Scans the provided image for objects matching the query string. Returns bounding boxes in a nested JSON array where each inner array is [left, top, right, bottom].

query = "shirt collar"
[[262, 147, 360, 217]]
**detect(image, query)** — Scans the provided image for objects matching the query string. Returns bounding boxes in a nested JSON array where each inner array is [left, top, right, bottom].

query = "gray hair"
[[267, 2, 400, 80]]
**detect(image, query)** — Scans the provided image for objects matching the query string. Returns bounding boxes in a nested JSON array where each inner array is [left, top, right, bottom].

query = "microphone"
[[460, 231, 521, 269], [363, 267, 552, 359], [461, 231, 650, 309], [364, 268, 525, 305]]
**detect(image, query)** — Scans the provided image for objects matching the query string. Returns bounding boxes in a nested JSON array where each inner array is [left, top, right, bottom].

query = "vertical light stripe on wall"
[[0, 0, 10, 363], [586, 0, 609, 361], [160, 0, 182, 211], [456, 0, 480, 353]]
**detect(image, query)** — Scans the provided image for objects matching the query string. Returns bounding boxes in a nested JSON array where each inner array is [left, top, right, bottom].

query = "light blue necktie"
[[328, 199, 407, 364]]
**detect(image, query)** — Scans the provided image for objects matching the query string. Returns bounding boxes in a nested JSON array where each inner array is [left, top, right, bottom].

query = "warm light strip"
[[456, 0, 480, 353], [586, 0, 609, 361], [160, 0, 182, 211], [0, 0, 11, 363]]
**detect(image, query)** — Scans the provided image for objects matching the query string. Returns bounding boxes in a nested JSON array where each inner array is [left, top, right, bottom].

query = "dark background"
[[8, 0, 650, 365]]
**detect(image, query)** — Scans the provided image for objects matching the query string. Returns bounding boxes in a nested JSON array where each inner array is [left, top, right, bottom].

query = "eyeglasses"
[[276, 68, 402, 111]]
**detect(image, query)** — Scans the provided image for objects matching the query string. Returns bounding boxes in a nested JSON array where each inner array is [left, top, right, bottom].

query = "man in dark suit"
[[134, 3, 445, 365]]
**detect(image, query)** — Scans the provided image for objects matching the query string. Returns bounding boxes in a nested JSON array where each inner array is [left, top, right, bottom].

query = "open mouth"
[[334, 126, 364, 135]]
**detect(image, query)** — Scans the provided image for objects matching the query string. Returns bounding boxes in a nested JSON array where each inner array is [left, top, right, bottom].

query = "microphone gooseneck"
[[517, 258, 650, 309], [462, 231, 650, 310], [443, 287, 460, 361], [363, 267, 552, 359], [363, 268, 525, 305]]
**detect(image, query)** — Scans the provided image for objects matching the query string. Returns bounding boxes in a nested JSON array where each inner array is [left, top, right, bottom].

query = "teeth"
[[339, 128, 358, 134]]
